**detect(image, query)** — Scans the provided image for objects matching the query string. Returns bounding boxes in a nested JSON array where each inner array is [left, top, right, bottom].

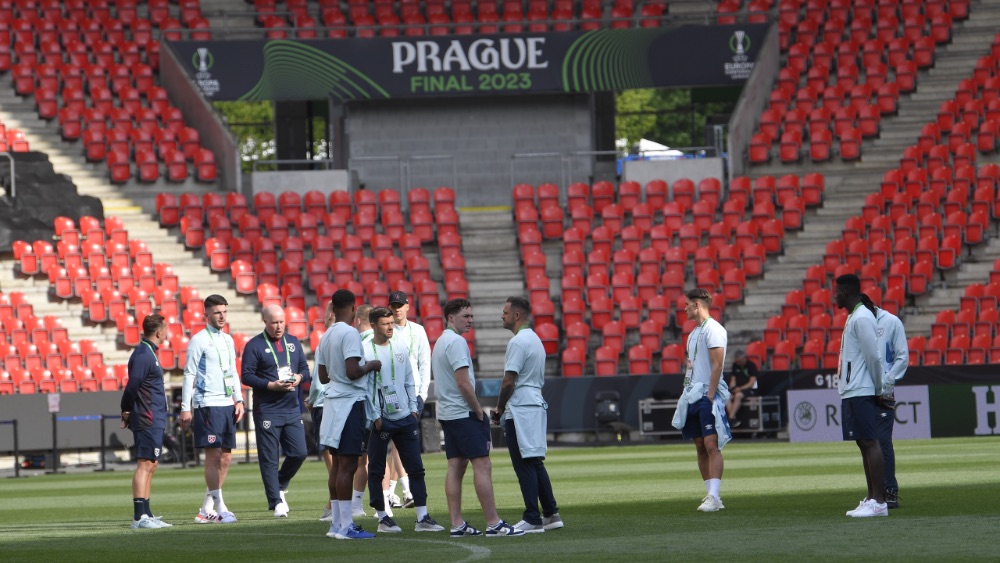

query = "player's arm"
[[345, 356, 378, 380], [120, 354, 149, 426], [454, 366, 483, 420], [856, 317, 884, 395], [403, 357, 418, 417], [708, 347, 725, 400], [493, 370, 518, 423], [886, 318, 909, 389], [179, 335, 203, 428], [417, 328, 432, 399], [240, 344, 286, 392]]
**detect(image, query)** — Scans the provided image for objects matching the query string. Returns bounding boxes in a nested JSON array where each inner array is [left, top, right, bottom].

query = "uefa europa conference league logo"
[[725, 30, 754, 81], [193, 47, 221, 98]]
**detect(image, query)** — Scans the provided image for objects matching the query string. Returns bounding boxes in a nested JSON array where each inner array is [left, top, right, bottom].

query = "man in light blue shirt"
[[861, 293, 909, 509], [179, 294, 243, 524], [433, 298, 523, 538], [492, 297, 562, 534]]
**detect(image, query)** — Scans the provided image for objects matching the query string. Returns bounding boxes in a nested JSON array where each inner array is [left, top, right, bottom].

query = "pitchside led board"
[[170, 25, 767, 102], [788, 387, 932, 443]]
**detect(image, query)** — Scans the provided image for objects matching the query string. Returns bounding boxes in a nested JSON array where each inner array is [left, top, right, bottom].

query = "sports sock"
[[330, 500, 341, 531], [376, 510, 387, 520], [133, 498, 145, 521], [400, 476, 411, 496], [704, 480, 711, 495], [202, 488, 215, 514], [210, 489, 227, 513], [415, 506, 428, 520], [339, 500, 354, 530], [143, 498, 153, 518], [708, 478, 722, 500], [351, 489, 364, 512], [388, 480, 398, 496]]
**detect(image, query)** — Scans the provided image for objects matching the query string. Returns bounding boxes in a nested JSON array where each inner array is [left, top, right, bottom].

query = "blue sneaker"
[[450, 521, 483, 537], [343, 524, 375, 539], [485, 520, 525, 537]]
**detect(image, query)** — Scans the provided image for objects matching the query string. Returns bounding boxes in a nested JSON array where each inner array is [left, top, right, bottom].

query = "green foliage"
[[214, 101, 275, 172], [616, 88, 737, 152], [2, 438, 999, 561]]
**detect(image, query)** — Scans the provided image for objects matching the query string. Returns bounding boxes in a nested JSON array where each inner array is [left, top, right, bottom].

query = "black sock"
[[133, 498, 145, 521], [143, 499, 153, 518]]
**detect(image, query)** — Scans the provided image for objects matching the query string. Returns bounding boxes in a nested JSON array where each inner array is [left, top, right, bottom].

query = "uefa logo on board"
[[794, 402, 817, 431]]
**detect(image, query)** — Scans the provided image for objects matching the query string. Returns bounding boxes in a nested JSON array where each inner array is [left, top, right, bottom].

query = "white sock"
[[708, 478, 722, 500], [704, 480, 711, 495], [388, 480, 398, 496], [202, 489, 214, 513], [400, 476, 411, 496], [376, 509, 387, 520], [351, 491, 363, 512], [416, 506, 428, 520], [383, 492, 394, 517], [331, 500, 341, 531], [210, 489, 228, 513], [339, 500, 354, 529]]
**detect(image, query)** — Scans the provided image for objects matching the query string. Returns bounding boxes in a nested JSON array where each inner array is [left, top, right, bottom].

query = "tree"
[[214, 101, 275, 171], [615, 89, 657, 152]]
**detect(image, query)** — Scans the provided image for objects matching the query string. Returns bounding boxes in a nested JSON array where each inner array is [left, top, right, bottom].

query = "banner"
[[168, 24, 768, 101], [787, 387, 931, 443], [928, 384, 1000, 437]]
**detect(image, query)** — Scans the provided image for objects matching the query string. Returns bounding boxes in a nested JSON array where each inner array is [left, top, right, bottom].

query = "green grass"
[[3, 438, 1000, 561]]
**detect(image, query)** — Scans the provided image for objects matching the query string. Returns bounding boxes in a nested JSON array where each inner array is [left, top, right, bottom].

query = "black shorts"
[[133, 427, 164, 461], [326, 400, 367, 457], [193, 405, 237, 449], [681, 397, 719, 439], [440, 412, 492, 460], [842, 396, 879, 441]]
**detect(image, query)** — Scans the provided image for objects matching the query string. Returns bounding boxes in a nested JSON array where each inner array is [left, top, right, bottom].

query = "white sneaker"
[[274, 502, 289, 518], [378, 515, 402, 533], [217, 511, 237, 524], [326, 525, 347, 539], [850, 500, 889, 518], [387, 492, 403, 508], [279, 490, 289, 511], [194, 508, 219, 524], [130, 515, 161, 530], [320, 508, 333, 522], [151, 516, 172, 528], [697, 495, 724, 512], [513, 520, 545, 534], [352, 508, 368, 519], [846, 499, 868, 516], [402, 494, 415, 508]]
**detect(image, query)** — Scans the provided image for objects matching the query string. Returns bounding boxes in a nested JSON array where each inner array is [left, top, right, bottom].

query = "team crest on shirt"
[[154, 448, 161, 457], [877, 327, 885, 337], [395, 352, 406, 364], [263, 420, 271, 429], [287, 343, 296, 353], [207, 435, 217, 444]]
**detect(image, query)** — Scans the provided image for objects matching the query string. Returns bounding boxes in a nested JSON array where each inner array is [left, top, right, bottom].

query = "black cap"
[[388, 291, 408, 305]]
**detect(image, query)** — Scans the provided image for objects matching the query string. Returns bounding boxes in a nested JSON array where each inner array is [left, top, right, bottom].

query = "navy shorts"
[[326, 400, 367, 457], [842, 396, 879, 441], [311, 406, 324, 448], [193, 405, 237, 449], [134, 427, 164, 461], [440, 412, 492, 460], [681, 397, 719, 439]]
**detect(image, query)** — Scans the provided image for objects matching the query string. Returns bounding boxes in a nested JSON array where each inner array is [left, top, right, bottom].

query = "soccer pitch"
[[2, 437, 998, 562]]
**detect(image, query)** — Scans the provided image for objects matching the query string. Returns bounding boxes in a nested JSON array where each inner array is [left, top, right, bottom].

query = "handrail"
[[0, 152, 15, 199]]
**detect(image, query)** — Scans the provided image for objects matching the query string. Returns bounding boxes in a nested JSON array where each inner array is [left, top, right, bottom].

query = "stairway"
[[459, 209, 538, 378], [725, 0, 1000, 347], [0, 86, 263, 382]]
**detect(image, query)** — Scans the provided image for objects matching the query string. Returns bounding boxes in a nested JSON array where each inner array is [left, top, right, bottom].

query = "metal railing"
[[1, 153, 15, 199], [251, 158, 339, 172]]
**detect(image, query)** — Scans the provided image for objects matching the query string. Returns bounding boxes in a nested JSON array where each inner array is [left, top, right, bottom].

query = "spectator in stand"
[[726, 351, 759, 426]]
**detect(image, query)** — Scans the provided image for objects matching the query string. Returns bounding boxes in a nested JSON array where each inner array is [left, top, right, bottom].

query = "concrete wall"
[[623, 157, 726, 190], [727, 23, 781, 178], [0, 393, 128, 451], [345, 94, 593, 207], [250, 170, 351, 196]]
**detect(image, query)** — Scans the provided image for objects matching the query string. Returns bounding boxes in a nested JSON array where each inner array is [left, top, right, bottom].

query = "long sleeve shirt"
[[121, 338, 167, 430], [838, 304, 885, 398], [391, 321, 431, 400], [240, 332, 310, 414], [876, 308, 909, 393], [182, 325, 242, 411]]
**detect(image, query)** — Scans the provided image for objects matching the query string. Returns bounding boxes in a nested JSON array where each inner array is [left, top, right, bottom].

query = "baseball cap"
[[388, 291, 408, 305]]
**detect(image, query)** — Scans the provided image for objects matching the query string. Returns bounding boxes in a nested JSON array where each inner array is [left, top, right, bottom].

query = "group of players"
[[120, 289, 562, 538], [120, 273, 907, 532]]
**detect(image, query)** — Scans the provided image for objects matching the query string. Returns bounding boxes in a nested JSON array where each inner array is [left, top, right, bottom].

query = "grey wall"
[[727, 23, 780, 178], [251, 170, 351, 196], [345, 95, 593, 207], [623, 158, 726, 190], [0, 392, 131, 452]]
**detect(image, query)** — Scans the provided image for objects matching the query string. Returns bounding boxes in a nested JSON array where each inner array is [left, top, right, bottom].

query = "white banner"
[[788, 386, 931, 443]]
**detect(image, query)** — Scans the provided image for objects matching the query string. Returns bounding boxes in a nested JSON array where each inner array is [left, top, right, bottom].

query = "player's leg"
[[878, 404, 899, 507], [503, 418, 541, 528], [252, 412, 283, 511], [445, 456, 469, 528], [351, 451, 368, 517], [393, 416, 442, 530], [276, 415, 309, 502], [367, 424, 390, 516]]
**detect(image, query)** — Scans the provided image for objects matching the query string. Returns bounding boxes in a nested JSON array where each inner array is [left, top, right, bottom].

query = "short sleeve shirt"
[[502, 327, 546, 421], [686, 318, 727, 387], [319, 322, 367, 401], [432, 329, 475, 421]]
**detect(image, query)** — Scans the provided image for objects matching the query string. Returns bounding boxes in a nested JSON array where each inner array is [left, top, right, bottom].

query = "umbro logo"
[[705, 424, 714, 430]]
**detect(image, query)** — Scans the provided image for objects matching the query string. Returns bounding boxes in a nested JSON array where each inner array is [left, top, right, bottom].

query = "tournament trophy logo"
[[192, 47, 221, 98], [724, 30, 754, 81]]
